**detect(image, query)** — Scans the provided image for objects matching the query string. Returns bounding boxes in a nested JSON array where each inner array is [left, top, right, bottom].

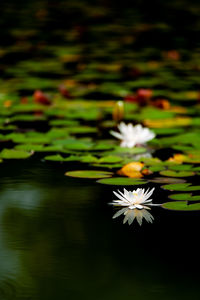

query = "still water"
[[1, 0, 200, 298], [0, 159, 200, 300]]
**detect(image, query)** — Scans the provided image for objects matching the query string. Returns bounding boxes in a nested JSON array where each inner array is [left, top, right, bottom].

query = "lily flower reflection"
[[110, 187, 160, 226], [113, 207, 154, 225], [110, 122, 155, 148]]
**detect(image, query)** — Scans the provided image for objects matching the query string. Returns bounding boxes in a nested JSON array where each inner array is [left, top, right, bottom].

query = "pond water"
[[1, 0, 200, 299], [0, 159, 200, 299]]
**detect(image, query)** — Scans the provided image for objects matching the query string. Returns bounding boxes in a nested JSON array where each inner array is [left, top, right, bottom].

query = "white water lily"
[[111, 187, 158, 210], [113, 207, 154, 226], [110, 122, 155, 148]]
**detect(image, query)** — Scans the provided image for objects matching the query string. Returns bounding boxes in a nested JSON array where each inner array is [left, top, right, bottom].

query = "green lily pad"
[[92, 142, 114, 151], [159, 170, 195, 177], [162, 183, 200, 191], [193, 166, 200, 171], [80, 155, 98, 163], [15, 144, 45, 151], [64, 140, 94, 151], [162, 201, 200, 211], [172, 145, 195, 152], [149, 165, 166, 172], [112, 146, 147, 154], [169, 193, 200, 201], [168, 193, 192, 201], [167, 164, 194, 171], [0, 149, 32, 159], [153, 128, 184, 135], [10, 114, 46, 122], [92, 163, 123, 169], [44, 154, 65, 161], [66, 126, 97, 134], [97, 177, 147, 185], [63, 155, 83, 162], [65, 170, 113, 179], [98, 155, 122, 164], [46, 128, 69, 139], [49, 119, 80, 126]]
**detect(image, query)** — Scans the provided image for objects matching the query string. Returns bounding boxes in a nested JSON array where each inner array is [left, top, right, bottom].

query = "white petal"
[[110, 130, 123, 140], [113, 191, 127, 202], [144, 187, 155, 200], [135, 204, 144, 209]]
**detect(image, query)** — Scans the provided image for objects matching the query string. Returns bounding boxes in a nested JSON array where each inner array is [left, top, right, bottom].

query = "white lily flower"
[[111, 187, 158, 210], [113, 207, 154, 226], [110, 122, 155, 148]]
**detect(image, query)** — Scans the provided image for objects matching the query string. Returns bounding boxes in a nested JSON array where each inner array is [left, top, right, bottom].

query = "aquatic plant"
[[111, 187, 157, 210], [110, 123, 155, 148]]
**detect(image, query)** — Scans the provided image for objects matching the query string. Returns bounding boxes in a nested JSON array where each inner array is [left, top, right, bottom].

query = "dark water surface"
[[0, 159, 200, 300]]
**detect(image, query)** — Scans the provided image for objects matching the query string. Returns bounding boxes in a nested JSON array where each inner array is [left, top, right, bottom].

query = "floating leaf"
[[64, 155, 81, 162], [92, 142, 114, 151], [118, 162, 144, 178], [149, 165, 166, 172], [92, 163, 123, 169], [15, 144, 45, 151], [169, 193, 200, 201], [162, 183, 200, 191], [159, 170, 195, 177], [162, 201, 200, 211], [0, 149, 32, 159], [167, 164, 194, 171], [110, 146, 147, 154], [80, 155, 98, 163], [64, 140, 94, 151], [153, 128, 184, 135], [97, 177, 147, 185], [168, 193, 192, 201], [66, 126, 97, 134], [44, 154, 65, 161], [65, 170, 113, 179], [98, 155, 122, 164], [49, 119, 79, 126]]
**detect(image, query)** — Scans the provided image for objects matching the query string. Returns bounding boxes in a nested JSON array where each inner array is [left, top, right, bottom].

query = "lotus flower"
[[111, 187, 158, 210], [110, 122, 155, 148]]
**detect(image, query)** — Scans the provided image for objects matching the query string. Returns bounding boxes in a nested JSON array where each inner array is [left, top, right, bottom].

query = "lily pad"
[[97, 177, 147, 185], [0, 149, 32, 159], [162, 201, 200, 211], [65, 170, 113, 179], [80, 155, 98, 163], [153, 128, 184, 135], [167, 164, 194, 171], [98, 155, 123, 164], [162, 183, 200, 191], [169, 193, 200, 201], [44, 154, 65, 161], [159, 170, 195, 177], [66, 126, 97, 134], [64, 140, 94, 151]]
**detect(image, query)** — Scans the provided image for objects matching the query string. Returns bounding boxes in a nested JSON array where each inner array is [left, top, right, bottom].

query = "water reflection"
[[113, 207, 154, 226]]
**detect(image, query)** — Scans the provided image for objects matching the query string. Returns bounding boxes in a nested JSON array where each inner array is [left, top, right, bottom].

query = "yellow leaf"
[[167, 154, 187, 164], [119, 162, 144, 178], [144, 117, 191, 128]]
